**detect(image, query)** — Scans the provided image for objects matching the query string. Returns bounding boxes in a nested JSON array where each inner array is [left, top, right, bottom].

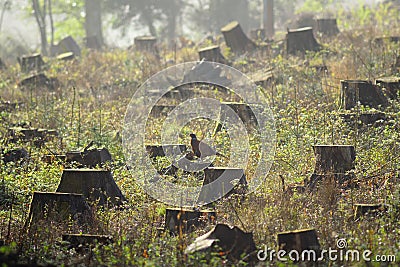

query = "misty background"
[[0, 0, 389, 59]]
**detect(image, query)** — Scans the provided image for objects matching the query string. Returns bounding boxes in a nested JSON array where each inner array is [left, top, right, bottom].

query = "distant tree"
[[85, 0, 103, 48], [32, 0, 52, 55]]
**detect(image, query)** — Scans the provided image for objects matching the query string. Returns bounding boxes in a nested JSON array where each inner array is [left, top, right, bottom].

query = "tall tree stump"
[[25, 192, 94, 231], [198, 45, 229, 65], [314, 18, 339, 36], [286, 27, 320, 55], [340, 80, 388, 110], [277, 229, 320, 257], [165, 208, 216, 234], [197, 167, 247, 204], [221, 21, 257, 54], [145, 144, 187, 158], [375, 77, 400, 99], [18, 53, 45, 73], [56, 169, 126, 206], [134, 36, 158, 54]]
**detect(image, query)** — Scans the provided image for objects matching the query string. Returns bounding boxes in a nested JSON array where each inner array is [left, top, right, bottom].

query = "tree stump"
[[66, 147, 112, 167], [277, 229, 320, 257], [56, 169, 126, 206], [198, 45, 229, 65], [286, 27, 320, 55], [354, 203, 388, 220], [56, 52, 75, 61], [145, 144, 187, 158], [197, 167, 247, 204], [25, 192, 93, 231], [314, 18, 339, 36], [42, 154, 66, 164], [18, 53, 45, 73], [134, 36, 158, 55], [373, 36, 400, 46], [165, 208, 216, 234], [221, 21, 257, 54], [185, 224, 257, 262], [340, 80, 388, 110], [51, 36, 81, 57], [375, 77, 400, 99], [18, 73, 58, 90], [313, 145, 355, 174]]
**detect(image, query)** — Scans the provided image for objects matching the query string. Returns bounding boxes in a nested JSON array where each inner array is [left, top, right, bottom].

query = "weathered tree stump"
[[56, 169, 126, 206], [314, 18, 339, 36], [214, 102, 258, 134], [2, 148, 28, 164], [277, 229, 320, 256], [18, 73, 58, 90], [18, 53, 45, 73], [308, 145, 355, 188], [197, 167, 247, 204], [185, 224, 257, 262], [145, 144, 187, 158], [313, 145, 355, 174], [340, 80, 388, 110], [134, 36, 158, 54], [354, 203, 388, 220], [25, 192, 93, 230], [286, 27, 320, 55], [62, 234, 113, 248], [221, 21, 257, 54], [165, 208, 216, 234], [198, 45, 229, 65], [66, 147, 112, 167], [51, 36, 81, 57], [248, 69, 274, 88], [375, 77, 400, 99]]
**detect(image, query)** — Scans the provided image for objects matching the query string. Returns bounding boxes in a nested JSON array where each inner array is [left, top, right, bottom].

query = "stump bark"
[[354, 203, 388, 220], [277, 229, 320, 255], [198, 45, 229, 65], [197, 167, 247, 204], [165, 208, 216, 234], [313, 145, 355, 174], [86, 35, 102, 50], [340, 80, 388, 110], [25, 192, 93, 230], [286, 27, 320, 55], [51, 36, 81, 57], [314, 18, 339, 36], [375, 77, 400, 99], [145, 144, 187, 158], [185, 224, 257, 262], [18, 53, 45, 73], [56, 169, 126, 206], [134, 36, 158, 54], [221, 21, 257, 54]]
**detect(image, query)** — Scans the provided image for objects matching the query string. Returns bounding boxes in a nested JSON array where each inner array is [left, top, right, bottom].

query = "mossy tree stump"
[[314, 18, 339, 36], [340, 80, 388, 110], [56, 169, 126, 206], [221, 21, 257, 55], [165, 208, 216, 234], [198, 45, 229, 65], [18, 53, 45, 73], [277, 229, 320, 256], [197, 167, 247, 204], [286, 27, 320, 55], [375, 77, 400, 99]]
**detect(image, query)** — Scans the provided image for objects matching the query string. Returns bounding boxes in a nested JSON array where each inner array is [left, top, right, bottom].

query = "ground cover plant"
[[0, 1, 400, 266]]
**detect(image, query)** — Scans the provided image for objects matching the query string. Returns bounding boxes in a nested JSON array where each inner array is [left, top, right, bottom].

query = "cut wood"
[[340, 80, 388, 110], [221, 21, 257, 54]]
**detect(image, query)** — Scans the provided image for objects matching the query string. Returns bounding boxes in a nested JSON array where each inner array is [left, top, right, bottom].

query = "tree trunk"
[[32, 0, 48, 56], [85, 0, 103, 49], [263, 0, 274, 39]]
